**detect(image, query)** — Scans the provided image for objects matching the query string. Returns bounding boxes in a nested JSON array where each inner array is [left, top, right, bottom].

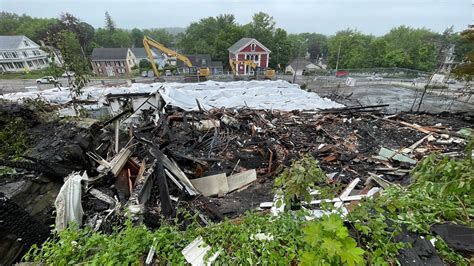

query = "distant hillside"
[[162, 27, 186, 35]]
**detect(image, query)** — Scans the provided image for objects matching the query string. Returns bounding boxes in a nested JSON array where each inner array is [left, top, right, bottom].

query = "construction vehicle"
[[229, 59, 275, 80], [143, 36, 210, 82]]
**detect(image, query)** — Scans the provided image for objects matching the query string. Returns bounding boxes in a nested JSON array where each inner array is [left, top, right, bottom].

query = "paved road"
[[0, 78, 132, 94]]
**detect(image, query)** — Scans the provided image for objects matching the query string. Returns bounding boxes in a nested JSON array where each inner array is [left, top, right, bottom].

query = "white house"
[[131, 48, 168, 68], [285, 59, 322, 75], [0, 35, 50, 72]]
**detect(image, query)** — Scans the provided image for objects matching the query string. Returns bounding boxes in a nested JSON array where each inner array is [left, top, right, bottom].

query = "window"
[[13, 62, 24, 69], [201, 59, 206, 65], [27, 61, 33, 67], [12, 52, 18, 58], [22, 51, 28, 57], [23, 40, 30, 47], [251, 43, 256, 51]]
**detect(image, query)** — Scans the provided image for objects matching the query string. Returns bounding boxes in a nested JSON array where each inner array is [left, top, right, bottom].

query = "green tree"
[[143, 28, 174, 47], [452, 26, 474, 81], [300, 33, 328, 60], [131, 28, 144, 47], [270, 28, 292, 69], [94, 28, 132, 48], [327, 29, 373, 69], [104, 11, 116, 31], [382, 26, 438, 71], [245, 12, 275, 49], [138, 59, 151, 70], [178, 14, 244, 69], [49, 30, 91, 113]]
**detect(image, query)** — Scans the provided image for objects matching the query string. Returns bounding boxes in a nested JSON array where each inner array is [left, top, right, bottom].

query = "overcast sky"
[[1, 0, 472, 35]]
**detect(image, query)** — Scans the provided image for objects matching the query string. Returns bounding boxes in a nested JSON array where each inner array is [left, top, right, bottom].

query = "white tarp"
[[1, 80, 343, 111], [55, 172, 87, 230]]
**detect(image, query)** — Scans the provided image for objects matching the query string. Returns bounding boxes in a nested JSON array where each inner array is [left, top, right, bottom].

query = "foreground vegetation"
[[24, 139, 473, 265]]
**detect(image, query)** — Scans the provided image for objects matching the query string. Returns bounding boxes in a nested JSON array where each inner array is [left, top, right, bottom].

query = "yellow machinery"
[[229, 59, 275, 80], [143, 36, 210, 81]]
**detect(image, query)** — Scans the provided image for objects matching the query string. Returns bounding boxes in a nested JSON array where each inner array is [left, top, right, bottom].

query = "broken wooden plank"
[[334, 178, 360, 208], [227, 169, 257, 192], [400, 134, 432, 154], [156, 161, 173, 217], [110, 148, 132, 177], [150, 147, 199, 196], [366, 172, 393, 189], [309, 194, 366, 205], [128, 160, 157, 205], [190, 173, 228, 197]]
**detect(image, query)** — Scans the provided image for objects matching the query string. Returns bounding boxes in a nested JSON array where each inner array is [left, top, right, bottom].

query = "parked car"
[[366, 76, 383, 81], [141, 71, 148, 77], [445, 79, 456, 84], [36, 76, 57, 84], [62, 71, 75, 78]]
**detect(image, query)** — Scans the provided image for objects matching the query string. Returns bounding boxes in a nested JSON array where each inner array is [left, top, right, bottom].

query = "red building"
[[228, 38, 271, 75]]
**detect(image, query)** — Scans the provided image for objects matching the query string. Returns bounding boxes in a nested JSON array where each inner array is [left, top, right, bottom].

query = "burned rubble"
[[0, 84, 472, 264]]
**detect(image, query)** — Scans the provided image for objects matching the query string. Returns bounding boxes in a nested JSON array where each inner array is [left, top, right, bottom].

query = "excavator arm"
[[143, 36, 193, 78], [229, 59, 257, 76]]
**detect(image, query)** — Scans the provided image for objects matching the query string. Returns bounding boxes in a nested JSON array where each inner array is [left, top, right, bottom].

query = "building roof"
[[91, 48, 130, 60], [131, 48, 160, 58], [288, 59, 318, 70], [177, 54, 212, 67], [228, 37, 271, 54], [0, 35, 27, 50]]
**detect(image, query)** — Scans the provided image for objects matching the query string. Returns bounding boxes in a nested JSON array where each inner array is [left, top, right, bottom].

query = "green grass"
[[0, 70, 51, 80]]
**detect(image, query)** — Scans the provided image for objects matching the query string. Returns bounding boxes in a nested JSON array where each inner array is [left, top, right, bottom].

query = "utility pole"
[[335, 43, 341, 77]]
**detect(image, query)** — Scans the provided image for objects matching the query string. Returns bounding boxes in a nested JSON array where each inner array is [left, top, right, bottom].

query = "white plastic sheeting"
[[55, 172, 87, 230], [160, 80, 343, 111], [1, 80, 343, 111]]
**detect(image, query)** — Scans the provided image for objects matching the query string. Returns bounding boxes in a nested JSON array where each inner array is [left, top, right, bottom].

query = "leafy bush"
[[301, 214, 365, 266], [274, 155, 334, 209], [347, 141, 473, 265], [24, 212, 305, 265]]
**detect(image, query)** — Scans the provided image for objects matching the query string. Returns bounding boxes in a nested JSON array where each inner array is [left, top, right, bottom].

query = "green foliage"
[[452, 26, 474, 81], [274, 155, 334, 209], [25, 212, 305, 265], [2, 11, 452, 72], [411, 150, 473, 198], [104, 11, 116, 31], [301, 214, 365, 266], [0, 117, 29, 160], [326, 26, 440, 71], [347, 143, 473, 264], [138, 59, 152, 70]]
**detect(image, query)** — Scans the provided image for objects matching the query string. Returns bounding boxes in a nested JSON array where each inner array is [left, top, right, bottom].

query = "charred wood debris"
[[1, 101, 472, 231], [0, 101, 472, 236]]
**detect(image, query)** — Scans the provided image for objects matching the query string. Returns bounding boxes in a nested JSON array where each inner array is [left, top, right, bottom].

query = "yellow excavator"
[[143, 36, 210, 81], [229, 59, 275, 80]]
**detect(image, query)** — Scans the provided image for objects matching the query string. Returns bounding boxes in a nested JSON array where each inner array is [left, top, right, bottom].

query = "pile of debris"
[[58, 106, 472, 231], [0, 81, 472, 264]]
